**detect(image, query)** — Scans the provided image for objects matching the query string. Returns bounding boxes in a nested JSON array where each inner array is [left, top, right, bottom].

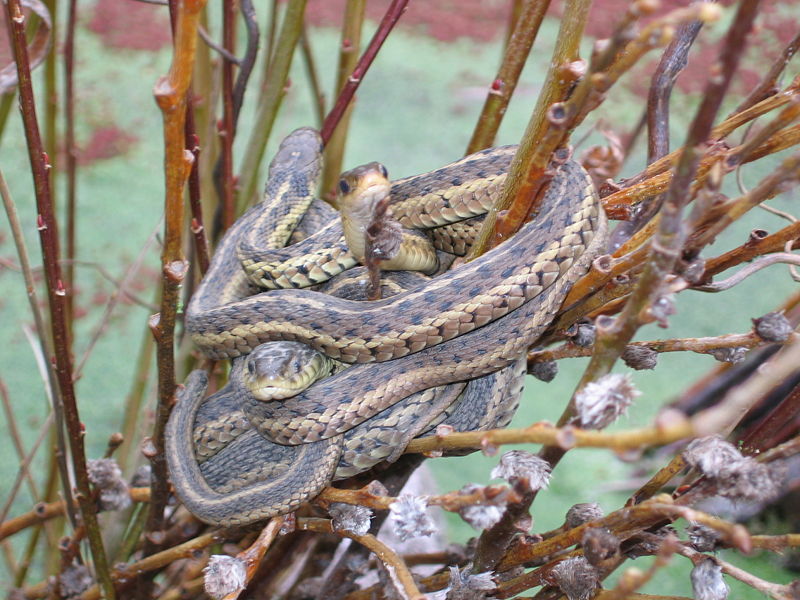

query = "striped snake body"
[[168, 127, 607, 525]]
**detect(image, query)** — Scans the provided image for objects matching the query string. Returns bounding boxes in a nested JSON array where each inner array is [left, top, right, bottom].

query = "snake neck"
[[340, 207, 372, 264]]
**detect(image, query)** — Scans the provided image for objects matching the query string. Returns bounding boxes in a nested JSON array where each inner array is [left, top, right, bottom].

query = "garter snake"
[[170, 127, 607, 524], [169, 269, 526, 525]]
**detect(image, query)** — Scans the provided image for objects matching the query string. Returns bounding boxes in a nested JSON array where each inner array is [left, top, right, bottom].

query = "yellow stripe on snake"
[[166, 128, 607, 526]]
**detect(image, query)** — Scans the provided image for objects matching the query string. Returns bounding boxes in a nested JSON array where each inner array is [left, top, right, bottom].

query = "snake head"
[[336, 162, 391, 222], [243, 341, 333, 401], [268, 127, 323, 178]]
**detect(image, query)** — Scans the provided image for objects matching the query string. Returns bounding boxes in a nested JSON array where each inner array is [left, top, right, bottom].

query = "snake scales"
[[166, 128, 607, 525]]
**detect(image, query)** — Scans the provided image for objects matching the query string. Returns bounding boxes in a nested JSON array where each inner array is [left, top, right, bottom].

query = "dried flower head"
[[716, 460, 783, 503], [683, 436, 743, 478], [457, 484, 506, 530], [491, 451, 551, 492], [388, 494, 436, 541], [445, 566, 496, 600], [684, 437, 784, 502], [569, 322, 596, 347], [691, 559, 728, 600], [87, 458, 122, 489], [329, 502, 372, 536], [621, 345, 658, 370], [581, 527, 620, 565], [130, 464, 151, 488], [98, 480, 132, 512], [551, 556, 599, 600], [708, 347, 747, 363], [752, 312, 793, 343], [203, 555, 247, 600], [574, 373, 640, 430], [59, 563, 93, 599], [529, 359, 559, 382], [565, 503, 604, 529], [687, 523, 724, 552], [87, 458, 131, 511]]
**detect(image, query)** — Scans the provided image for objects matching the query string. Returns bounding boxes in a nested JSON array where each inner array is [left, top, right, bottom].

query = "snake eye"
[[378, 163, 388, 178], [246, 360, 255, 376], [338, 179, 350, 195]]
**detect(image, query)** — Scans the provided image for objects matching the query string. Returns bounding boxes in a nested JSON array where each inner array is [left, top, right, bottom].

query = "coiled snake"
[[166, 128, 607, 525]]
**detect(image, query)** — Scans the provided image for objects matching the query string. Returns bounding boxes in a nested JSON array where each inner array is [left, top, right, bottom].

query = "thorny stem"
[[528, 331, 763, 364], [319, 0, 410, 146], [144, 0, 206, 576], [465, 0, 551, 154], [470, 0, 593, 572], [3, 0, 115, 596], [468, 2, 718, 260], [573, 0, 762, 399], [610, 12, 706, 250], [467, 0, 591, 262]]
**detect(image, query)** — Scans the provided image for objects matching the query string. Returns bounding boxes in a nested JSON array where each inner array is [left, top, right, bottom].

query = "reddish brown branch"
[[143, 0, 206, 577], [320, 0, 409, 145], [3, 0, 115, 596]]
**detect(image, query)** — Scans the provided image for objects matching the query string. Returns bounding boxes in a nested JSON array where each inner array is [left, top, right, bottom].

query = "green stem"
[[237, 0, 308, 214]]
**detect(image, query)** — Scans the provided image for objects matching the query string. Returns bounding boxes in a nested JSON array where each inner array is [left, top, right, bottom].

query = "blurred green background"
[[0, 1, 798, 596]]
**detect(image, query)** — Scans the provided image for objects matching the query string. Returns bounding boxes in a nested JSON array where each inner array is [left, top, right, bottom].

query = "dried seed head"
[[551, 556, 599, 600], [329, 502, 372, 536], [388, 494, 436, 541], [649, 294, 675, 327], [753, 312, 793, 343], [59, 563, 93, 599], [569, 322, 596, 347], [98, 480, 132, 512], [716, 459, 784, 503], [88, 458, 130, 511], [529, 359, 559, 382], [574, 373, 640, 430], [682, 257, 707, 284], [446, 566, 496, 600], [457, 484, 506, 530], [683, 436, 742, 478], [131, 464, 151, 488], [625, 526, 678, 558], [491, 450, 551, 492], [708, 347, 747, 363], [581, 527, 620, 565], [621, 345, 658, 370], [691, 559, 728, 600], [87, 458, 123, 489], [684, 437, 784, 502], [203, 555, 247, 600], [565, 503, 604, 529], [687, 523, 724, 552]]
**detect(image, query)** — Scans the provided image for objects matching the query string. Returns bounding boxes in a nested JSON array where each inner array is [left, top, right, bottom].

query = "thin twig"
[[3, 1, 114, 593], [142, 0, 206, 573], [0, 169, 76, 526], [319, 0, 409, 146], [466, 0, 551, 154], [297, 517, 425, 600], [237, 0, 308, 213]]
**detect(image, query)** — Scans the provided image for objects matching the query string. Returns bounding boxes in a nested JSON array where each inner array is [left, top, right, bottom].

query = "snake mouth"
[[243, 342, 333, 401]]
